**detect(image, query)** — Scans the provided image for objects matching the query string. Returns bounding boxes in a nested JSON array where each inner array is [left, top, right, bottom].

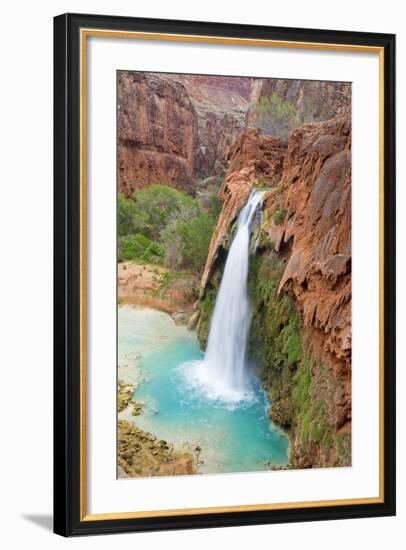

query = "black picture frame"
[[54, 12, 396, 537]]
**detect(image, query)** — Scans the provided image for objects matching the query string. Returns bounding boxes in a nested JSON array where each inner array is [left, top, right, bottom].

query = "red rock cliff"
[[265, 114, 352, 433], [118, 73, 254, 196], [118, 72, 198, 196]]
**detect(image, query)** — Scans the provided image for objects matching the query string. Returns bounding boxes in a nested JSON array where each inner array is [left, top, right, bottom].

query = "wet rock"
[[117, 381, 134, 412], [171, 311, 192, 326], [131, 401, 144, 416], [187, 310, 200, 331]]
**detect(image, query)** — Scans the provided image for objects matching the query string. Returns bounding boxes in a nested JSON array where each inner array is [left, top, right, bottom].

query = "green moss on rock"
[[272, 207, 287, 225], [196, 286, 217, 349], [248, 251, 350, 468]]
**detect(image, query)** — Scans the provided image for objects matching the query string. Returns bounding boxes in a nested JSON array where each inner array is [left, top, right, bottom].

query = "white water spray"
[[183, 191, 265, 404]]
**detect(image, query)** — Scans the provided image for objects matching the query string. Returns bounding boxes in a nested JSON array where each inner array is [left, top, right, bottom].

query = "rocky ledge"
[[118, 420, 198, 478], [118, 261, 198, 324]]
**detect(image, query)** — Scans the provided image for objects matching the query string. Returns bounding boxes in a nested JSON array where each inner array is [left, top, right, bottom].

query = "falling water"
[[183, 191, 265, 404]]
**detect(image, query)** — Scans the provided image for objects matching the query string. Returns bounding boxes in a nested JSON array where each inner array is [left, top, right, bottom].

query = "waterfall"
[[182, 191, 265, 405]]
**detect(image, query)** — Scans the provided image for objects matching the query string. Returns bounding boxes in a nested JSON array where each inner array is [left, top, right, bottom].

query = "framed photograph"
[[53, 13, 396, 536]]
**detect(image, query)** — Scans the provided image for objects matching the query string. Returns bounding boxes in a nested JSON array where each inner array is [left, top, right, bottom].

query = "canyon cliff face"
[[118, 72, 254, 196], [177, 75, 254, 178], [247, 78, 351, 139], [198, 114, 352, 469], [118, 72, 198, 196], [264, 114, 351, 467], [273, 115, 351, 377]]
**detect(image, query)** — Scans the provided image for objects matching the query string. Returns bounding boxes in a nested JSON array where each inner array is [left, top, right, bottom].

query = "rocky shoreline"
[[118, 420, 198, 478]]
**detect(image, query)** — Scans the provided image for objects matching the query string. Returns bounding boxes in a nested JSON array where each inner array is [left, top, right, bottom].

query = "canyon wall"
[[118, 72, 254, 196], [118, 72, 199, 196], [118, 73, 350, 197], [177, 75, 254, 178], [247, 78, 351, 139]]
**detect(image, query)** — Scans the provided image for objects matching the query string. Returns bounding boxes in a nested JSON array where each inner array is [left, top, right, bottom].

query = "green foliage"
[[257, 230, 274, 251], [254, 176, 269, 188], [251, 93, 297, 139], [118, 184, 217, 275], [118, 234, 164, 264], [118, 185, 197, 241], [272, 208, 287, 225], [157, 270, 175, 289], [281, 327, 302, 366], [161, 211, 215, 273], [292, 358, 311, 411], [175, 213, 215, 273], [249, 253, 302, 429], [248, 251, 349, 466], [197, 286, 217, 349], [209, 194, 222, 220], [118, 193, 139, 236]]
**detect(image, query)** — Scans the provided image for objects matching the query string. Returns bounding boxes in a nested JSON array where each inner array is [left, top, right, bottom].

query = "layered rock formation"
[[273, 115, 351, 377], [118, 73, 350, 197], [177, 75, 254, 178], [118, 72, 198, 195], [247, 78, 351, 139], [118, 72, 254, 196], [262, 114, 352, 467]]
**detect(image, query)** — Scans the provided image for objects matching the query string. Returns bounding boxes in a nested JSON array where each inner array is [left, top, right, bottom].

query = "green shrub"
[[258, 230, 274, 251], [175, 213, 215, 273], [118, 234, 164, 264], [118, 185, 217, 274], [118, 193, 140, 236], [161, 212, 215, 273], [209, 195, 222, 220], [251, 93, 297, 139], [197, 286, 217, 349], [254, 176, 269, 188], [272, 208, 287, 225], [118, 185, 198, 240]]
